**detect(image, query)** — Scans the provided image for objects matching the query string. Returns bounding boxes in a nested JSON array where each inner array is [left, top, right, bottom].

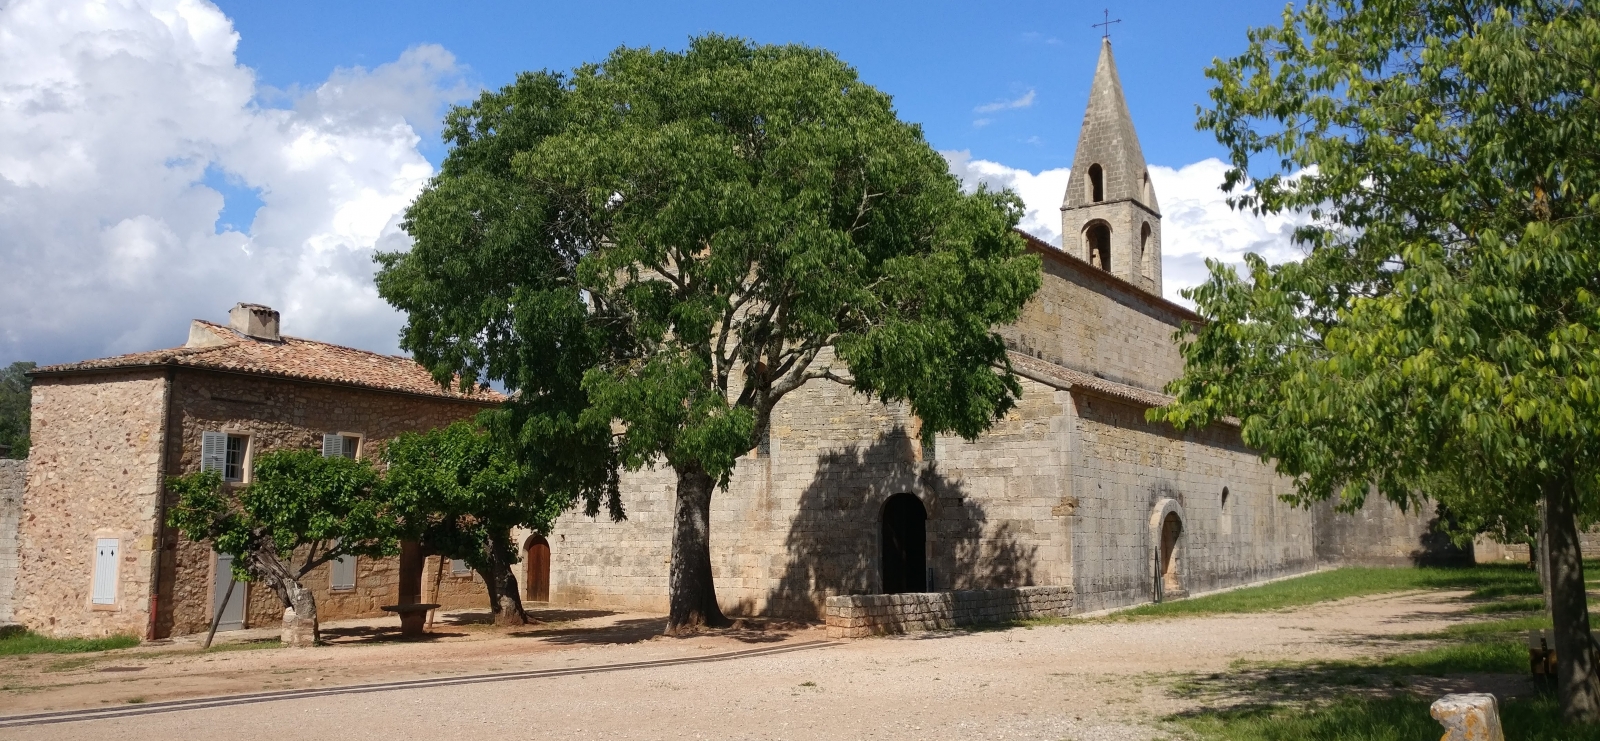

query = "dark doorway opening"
[[525, 534, 550, 602], [881, 493, 927, 594], [1159, 512, 1183, 595]]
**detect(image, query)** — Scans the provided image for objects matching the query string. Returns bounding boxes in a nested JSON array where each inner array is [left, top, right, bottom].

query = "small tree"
[[167, 450, 394, 644], [379, 35, 1040, 634], [0, 361, 35, 458], [383, 419, 569, 625], [1153, 0, 1600, 722]]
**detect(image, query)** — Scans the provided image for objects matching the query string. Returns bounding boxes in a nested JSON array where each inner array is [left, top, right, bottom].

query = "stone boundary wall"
[[0, 459, 22, 623], [824, 586, 1074, 639]]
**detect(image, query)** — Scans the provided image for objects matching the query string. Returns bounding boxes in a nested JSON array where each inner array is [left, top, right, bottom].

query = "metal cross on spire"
[[1093, 9, 1122, 39]]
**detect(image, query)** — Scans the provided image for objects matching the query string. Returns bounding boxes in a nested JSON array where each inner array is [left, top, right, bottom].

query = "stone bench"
[[381, 603, 440, 637]]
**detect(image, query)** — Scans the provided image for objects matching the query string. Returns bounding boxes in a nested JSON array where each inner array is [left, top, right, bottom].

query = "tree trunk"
[[248, 548, 320, 646], [486, 530, 528, 627], [1542, 471, 1600, 724], [666, 463, 727, 634], [283, 580, 319, 646]]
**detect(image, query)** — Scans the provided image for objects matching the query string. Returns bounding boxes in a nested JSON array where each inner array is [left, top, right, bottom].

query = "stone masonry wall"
[[0, 459, 23, 623], [824, 586, 1074, 639], [159, 369, 488, 637], [1313, 496, 1474, 567], [1070, 393, 1318, 613], [550, 367, 1074, 619], [16, 371, 169, 638], [998, 254, 1188, 396]]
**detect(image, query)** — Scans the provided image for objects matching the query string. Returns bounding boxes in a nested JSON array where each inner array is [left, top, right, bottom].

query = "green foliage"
[[1108, 563, 1541, 619], [1151, 0, 1600, 534], [0, 630, 139, 656], [378, 34, 1040, 491], [382, 418, 563, 570], [166, 450, 395, 584], [0, 361, 34, 458]]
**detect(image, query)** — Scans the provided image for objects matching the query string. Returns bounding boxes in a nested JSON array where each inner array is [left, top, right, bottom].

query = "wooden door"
[[526, 536, 550, 602]]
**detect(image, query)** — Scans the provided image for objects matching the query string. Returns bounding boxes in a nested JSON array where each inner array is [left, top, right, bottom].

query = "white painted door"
[[213, 553, 246, 631]]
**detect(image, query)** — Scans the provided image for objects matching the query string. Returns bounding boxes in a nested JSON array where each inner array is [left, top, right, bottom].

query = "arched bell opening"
[[880, 493, 927, 594], [1085, 221, 1112, 271]]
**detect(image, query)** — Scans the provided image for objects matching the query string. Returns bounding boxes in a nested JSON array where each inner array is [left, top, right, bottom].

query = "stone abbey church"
[[544, 39, 1353, 619], [2, 40, 1462, 639]]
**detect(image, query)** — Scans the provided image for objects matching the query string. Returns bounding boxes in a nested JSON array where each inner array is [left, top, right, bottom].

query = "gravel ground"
[[1, 589, 1494, 740]]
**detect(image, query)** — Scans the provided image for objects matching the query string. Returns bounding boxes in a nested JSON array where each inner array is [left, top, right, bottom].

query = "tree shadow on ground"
[[508, 617, 667, 645], [318, 626, 470, 644], [765, 426, 1038, 620]]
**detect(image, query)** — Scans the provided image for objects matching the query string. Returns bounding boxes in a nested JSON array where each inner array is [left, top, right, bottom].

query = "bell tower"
[[1061, 38, 1162, 295]]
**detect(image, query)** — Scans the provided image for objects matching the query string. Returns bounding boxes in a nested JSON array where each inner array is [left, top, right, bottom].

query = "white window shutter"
[[92, 538, 119, 604], [331, 554, 357, 590], [450, 558, 469, 575], [200, 431, 227, 473], [322, 434, 342, 458]]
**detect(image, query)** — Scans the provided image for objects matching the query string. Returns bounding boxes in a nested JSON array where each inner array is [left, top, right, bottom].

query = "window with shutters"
[[330, 553, 357, 591], [450, 558, 471, 577], [201, 431, 249, 482], [322, 433, 361, 459], [92, 538, 119, 605]]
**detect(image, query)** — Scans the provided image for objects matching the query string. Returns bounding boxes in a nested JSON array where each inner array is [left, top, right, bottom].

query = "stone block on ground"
[[1430, 693, 1504, 741]]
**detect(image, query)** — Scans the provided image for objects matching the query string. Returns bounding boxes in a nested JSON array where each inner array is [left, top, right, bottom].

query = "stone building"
[[15, 304, 498, 638], [539, 40, 1322, 620]]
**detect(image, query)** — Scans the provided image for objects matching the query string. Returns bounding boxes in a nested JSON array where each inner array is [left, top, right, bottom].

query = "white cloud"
[[974, 89, 1036, 113], [943, 152, 1309, 306], [943, 150, 1071, 245], [0, 0, 474, 365]]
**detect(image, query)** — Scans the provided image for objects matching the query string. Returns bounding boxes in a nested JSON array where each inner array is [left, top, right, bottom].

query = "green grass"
[[1109, 562, 1545, 620], [1175, 694, 1599, 741], [0, 630, 139, 656], [1171, 613, 1590, 740], [1469, 597, 1546, 614]]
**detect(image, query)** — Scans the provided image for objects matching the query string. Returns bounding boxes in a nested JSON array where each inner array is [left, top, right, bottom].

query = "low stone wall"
[[0, 459, 21, 624], [824, 586, 1073, 639]]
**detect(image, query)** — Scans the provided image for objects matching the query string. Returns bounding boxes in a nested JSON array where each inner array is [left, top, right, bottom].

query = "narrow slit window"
[[1088, 164, 1104, 202]]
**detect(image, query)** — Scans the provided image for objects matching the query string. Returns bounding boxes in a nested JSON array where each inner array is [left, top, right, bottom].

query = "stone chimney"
[[228, 303, 281, 342]]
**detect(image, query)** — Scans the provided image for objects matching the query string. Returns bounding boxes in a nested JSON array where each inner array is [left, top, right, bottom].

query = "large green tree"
[[0, 361, 35, 458], [1152, 0, 1600, 722], [167, 450, 395, 644], [383, 418, 570, 626], [379, 35, 1040, 633]]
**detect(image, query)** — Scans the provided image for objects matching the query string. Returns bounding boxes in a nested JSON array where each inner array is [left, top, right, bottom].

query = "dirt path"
[[0, 590, 1520, 740]]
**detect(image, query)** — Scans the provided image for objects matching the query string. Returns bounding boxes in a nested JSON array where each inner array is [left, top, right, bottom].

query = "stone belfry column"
[[1060, 38, 1163, 295]]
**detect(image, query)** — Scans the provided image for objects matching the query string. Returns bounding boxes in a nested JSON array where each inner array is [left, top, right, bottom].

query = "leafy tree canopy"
[[1152, 0, 1600, 721], [378, 34, 1041, 631], [168, 450, 395, 641], [382, 418, 565, 624], [0, 361, 35, 458]]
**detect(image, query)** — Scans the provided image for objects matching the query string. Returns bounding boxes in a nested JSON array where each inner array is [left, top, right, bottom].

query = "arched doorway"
[[1159, 512, 1183, 595], [524, 534, 550, 603], [881, 493, 927, 594]]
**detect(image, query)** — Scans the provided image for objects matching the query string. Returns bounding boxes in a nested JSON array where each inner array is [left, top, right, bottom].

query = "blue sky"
[[216, 0, 1289, 173], [1, 0, 1308, 367]]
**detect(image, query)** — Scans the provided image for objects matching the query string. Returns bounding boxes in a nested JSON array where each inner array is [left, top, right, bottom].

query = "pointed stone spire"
[[1061, 39, 1163, 295]]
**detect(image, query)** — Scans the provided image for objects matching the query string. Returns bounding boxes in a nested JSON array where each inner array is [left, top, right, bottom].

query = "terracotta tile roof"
[[1006, 350, 1239, 428], [34, 321, 502, 404]]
